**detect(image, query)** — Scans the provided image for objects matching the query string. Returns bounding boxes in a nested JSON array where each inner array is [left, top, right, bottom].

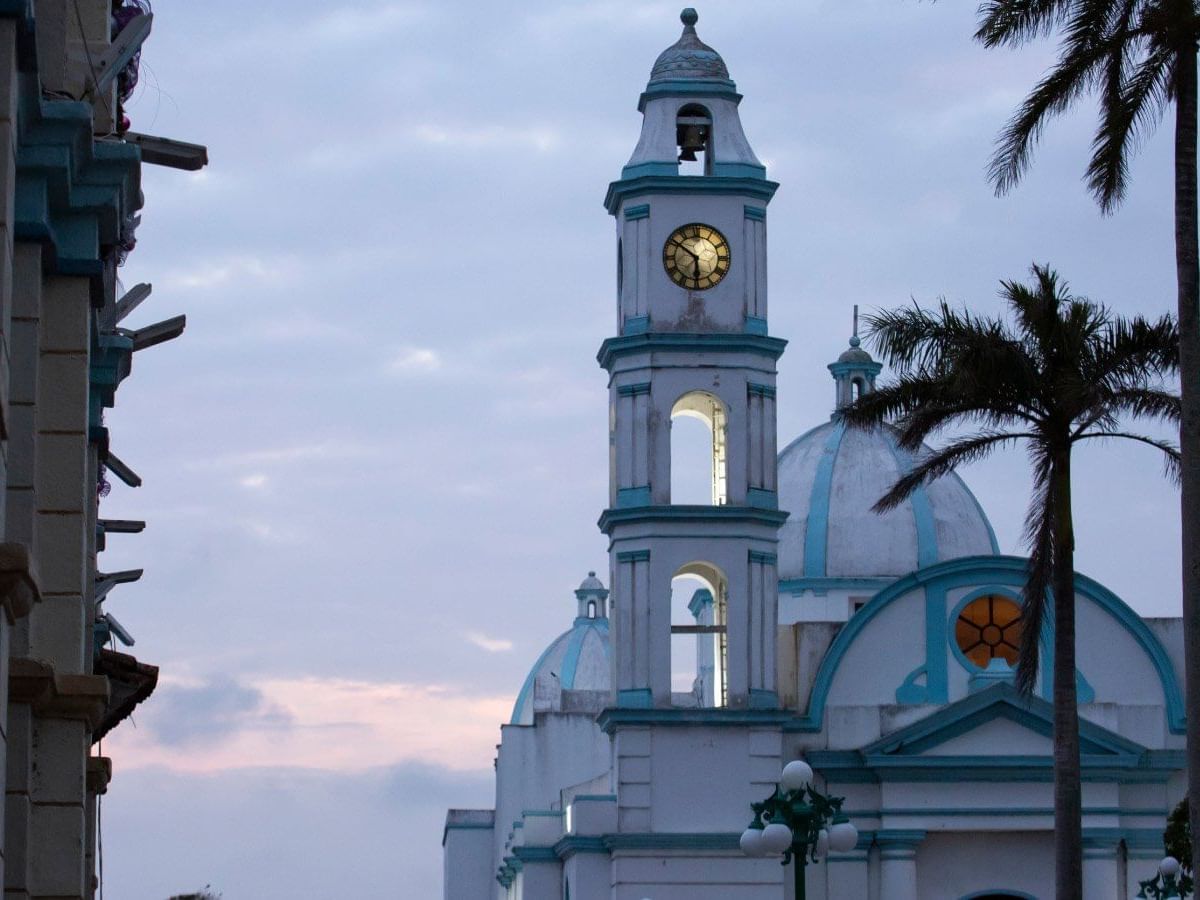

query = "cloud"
[[145, 676, 293, 747], [238, 473, 268, 489], [106, 676, 512, 773], [465, 632, 514, 653], [386, 345, 442, 375]]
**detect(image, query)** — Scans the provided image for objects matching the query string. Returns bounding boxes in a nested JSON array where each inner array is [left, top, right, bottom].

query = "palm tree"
[[970, 0, 1200, 880], [842, 264, 1178, 900]]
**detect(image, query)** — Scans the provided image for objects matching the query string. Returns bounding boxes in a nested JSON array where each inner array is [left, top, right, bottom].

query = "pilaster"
[[876, 829, 923, 900]]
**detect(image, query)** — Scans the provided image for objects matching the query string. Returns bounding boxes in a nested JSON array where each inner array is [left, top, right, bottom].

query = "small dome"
[[777, 420, 999, 580], [649, 9, 730, 83], [578, 571, 605, 592], [509, 617, 610, 725]]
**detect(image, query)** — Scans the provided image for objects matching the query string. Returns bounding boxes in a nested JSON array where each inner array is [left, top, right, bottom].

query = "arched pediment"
[[791, 556, 1184, 737]]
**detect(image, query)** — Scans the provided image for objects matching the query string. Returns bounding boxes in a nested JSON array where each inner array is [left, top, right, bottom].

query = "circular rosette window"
[[954, 594, 1023, 668]]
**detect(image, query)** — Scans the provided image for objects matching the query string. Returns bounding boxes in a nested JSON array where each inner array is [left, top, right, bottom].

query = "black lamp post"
[[1137, 856, 1194, 899], [739, 759, 858, 900]]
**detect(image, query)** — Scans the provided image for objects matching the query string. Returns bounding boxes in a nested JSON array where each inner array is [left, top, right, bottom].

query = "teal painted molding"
[[747, 381, 776, 398], [616, 486, 651, 508], [88, 333, 133, 430], [597, 331, 788, 369], [803, 419, 847, 577], [513, 846, 559, 863], [804, 685, 1183, 784], [598, 706, 791, 733], [896, 665, 932, 705], [779, 576, 890, 594], [605, 174, 778, 216], [827, 359, 883, 379], [788, 554, 1186, 734], [616, 382, 651, 396], [875, 828, 927, 848], [748, 549, 777, 565], [603, 832, 742, 851], [748, 689, 779, 709], [711, 161, 767, 178], [743, 205, 766, 221], [843, 806, 1167, 819], [638, 80, 740, 110], [571, 794, 618, 802], [616, 549, 650, 563], [880, 429, 938, 569], [616, 688, 652, 708], [623, 203, 650, 220], [599, 504, 788, 534], [744, 314, 768, 335], [687, 588, 713, 618], [746, 488, 778, 509], [14, 79, 141, 281], [553, 835, 607, 857], [443, 822, 495, 830], [621, 161, 678, 179], [623, 314, 650, 334]]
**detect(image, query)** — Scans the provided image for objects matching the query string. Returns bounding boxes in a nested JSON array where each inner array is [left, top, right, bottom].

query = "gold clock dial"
[[662, 223, 731, 290]]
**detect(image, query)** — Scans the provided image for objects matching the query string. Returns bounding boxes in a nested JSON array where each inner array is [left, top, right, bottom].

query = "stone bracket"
[[0, 540, 39, 622], [9, 657, 109, 729]]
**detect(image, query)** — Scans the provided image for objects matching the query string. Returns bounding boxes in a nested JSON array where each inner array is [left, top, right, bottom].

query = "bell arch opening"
[[676, 103, 712, 176], [670, 391, 727, 505], [670, 562, 727, 708]]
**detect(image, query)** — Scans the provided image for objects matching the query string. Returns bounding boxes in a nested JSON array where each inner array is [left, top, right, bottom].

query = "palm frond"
[[1017, 446, 1056, 695], [1088, 37, 1173, 211], [975, 0, 1078, 47], [1076, 428, 1182, 481], [873, 430, 1033, 511]]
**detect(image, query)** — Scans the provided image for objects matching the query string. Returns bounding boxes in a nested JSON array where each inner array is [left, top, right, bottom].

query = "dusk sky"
[[93, 2, 1183, 896]]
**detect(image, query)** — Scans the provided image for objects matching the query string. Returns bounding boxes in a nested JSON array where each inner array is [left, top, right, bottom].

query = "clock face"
[[662, 223, 731, 290]]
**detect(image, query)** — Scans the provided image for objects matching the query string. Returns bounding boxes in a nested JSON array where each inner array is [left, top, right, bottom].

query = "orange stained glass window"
[[955, 594, 1023, 668]]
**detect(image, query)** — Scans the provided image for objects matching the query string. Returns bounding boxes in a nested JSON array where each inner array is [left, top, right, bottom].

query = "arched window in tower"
[[676, 103, 712, 176], [587, 599, 597, 619], [851, 376, 865, 401], [670, 562, 728, 708], [670, 391, 728, 505]]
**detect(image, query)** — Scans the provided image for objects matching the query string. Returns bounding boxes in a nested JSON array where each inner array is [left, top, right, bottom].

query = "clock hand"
[[686, 244, 702, 287]]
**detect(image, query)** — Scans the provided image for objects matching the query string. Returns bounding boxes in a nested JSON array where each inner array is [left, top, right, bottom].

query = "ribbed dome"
[[510, 573, 612, 725], [649, 9, 730, 83], [777, 420, 999, 581]]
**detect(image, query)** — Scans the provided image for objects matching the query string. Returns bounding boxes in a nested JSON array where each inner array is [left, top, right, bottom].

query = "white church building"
[[442, 10, 1187, 899]]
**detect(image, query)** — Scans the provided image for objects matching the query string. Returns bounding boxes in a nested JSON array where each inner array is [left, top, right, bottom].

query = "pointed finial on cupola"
[[829, 305, 883, 412]]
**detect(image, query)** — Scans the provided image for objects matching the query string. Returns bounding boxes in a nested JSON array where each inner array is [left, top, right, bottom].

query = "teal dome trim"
[[509, 636, 561, 726], [802, 419, 847, 577], [561, 618, 610, 687], [880, 428, 939, 569]]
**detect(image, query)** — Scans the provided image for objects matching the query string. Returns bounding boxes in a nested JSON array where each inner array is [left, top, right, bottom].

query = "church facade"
[[443, 11, 1186, 899]]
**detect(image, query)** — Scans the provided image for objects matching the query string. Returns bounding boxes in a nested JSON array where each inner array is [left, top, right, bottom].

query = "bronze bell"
[[677, 124, 708, 161]]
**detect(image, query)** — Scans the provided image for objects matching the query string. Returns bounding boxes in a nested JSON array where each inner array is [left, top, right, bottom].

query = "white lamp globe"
[[1160, 855, 1182, 878], [760, 822, 794, 855], [814, 828, 829, 859], [739, 827, 766, 856], [828, 821, 859, 853], [780, 759, 814, 792]]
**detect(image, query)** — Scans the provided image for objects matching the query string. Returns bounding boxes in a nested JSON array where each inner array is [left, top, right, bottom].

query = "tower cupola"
[[829, 307, 882, 410], [575, 571, 609, 621], [615, 9, 767, 184]]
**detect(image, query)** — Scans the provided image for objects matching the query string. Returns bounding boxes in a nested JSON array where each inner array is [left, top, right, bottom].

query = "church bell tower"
[[600, 8, 786, 713]]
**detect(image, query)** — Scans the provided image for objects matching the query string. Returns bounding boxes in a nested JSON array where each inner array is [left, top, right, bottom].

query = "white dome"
[[510, 576, 612, 726], [777, 420, 999, 581]]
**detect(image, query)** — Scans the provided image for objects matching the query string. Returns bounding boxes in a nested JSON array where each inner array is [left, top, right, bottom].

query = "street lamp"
[[1137, 856, 1194, 899], [740, 759, 859, 900]]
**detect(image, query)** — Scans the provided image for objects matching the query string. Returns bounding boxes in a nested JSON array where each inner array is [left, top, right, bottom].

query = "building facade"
[[443, 11, 1185, 899], [0, 2, 204, 897]]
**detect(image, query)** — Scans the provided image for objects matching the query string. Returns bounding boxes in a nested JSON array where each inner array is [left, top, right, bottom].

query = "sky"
[[92, 1, 1184, 897]]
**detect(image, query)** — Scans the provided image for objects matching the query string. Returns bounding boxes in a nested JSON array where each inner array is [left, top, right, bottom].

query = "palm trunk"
[[1175, 42, 1200, 883], [1051, 449, 1083, 900]]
